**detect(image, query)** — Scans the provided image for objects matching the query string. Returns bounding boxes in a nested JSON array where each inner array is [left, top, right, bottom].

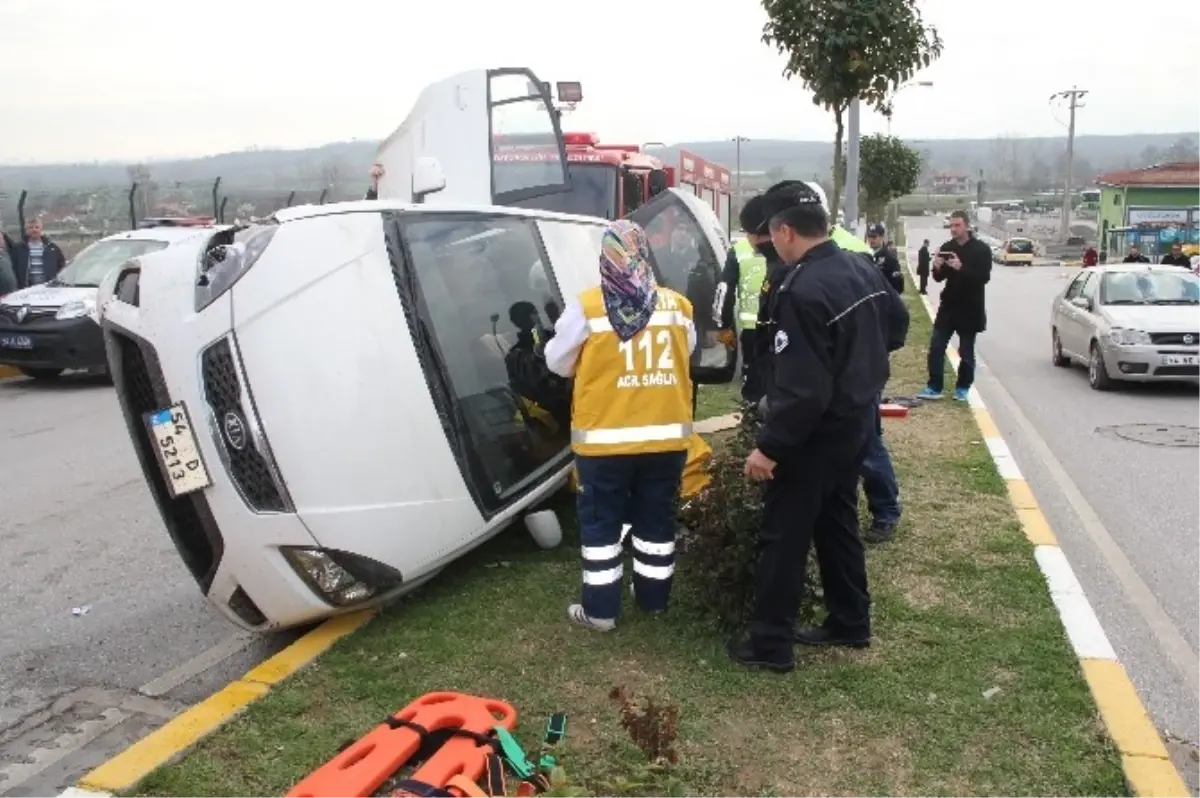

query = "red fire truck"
[[501, 132, 733, 235]]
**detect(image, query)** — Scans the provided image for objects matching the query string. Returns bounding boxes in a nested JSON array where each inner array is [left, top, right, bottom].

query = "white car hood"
[[1104, 304, 1200, 331], [1, 283, 95, 308]]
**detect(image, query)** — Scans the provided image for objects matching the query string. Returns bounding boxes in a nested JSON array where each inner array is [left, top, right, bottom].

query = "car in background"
[[0, 217, 226, 380], [998, 236, 1036, 266], [1050, 264, 1200, 390]]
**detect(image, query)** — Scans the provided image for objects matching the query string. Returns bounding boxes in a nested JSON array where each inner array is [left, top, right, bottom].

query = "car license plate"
[[1163, 355, 1199, 366], [145, 402, 212, 498], [0, 335, 32, 349]]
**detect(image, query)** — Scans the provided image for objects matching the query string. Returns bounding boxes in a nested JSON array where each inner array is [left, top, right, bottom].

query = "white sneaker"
[[567, 604, 615, 632]]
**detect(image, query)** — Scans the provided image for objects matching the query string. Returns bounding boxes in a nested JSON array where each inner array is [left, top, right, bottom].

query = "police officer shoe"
[[726, 637, 795, 673], [863, 520, 897, 544], [793, 626, 871, 648]]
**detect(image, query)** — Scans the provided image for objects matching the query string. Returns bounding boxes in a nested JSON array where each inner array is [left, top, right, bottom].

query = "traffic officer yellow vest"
[[831, 225, 872, 254], [733, 238, 767, 328], [571, 286, 694, 457]]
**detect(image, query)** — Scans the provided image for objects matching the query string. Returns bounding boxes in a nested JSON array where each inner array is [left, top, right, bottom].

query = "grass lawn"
[[134, 281, 1127, 797]]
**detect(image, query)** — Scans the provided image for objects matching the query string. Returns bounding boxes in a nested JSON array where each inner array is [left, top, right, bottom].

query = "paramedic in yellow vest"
[[543, 219, 697, 632]]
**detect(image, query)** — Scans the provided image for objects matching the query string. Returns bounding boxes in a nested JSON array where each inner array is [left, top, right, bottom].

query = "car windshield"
[[1100, 270, 1200, 305], [54, 239, 170, 287], [1008, 239, 1034, 253], [508, 163, 618, 220]]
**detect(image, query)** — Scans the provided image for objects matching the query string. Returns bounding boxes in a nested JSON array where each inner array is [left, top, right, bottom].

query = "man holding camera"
[[917, 210, 993, 402]]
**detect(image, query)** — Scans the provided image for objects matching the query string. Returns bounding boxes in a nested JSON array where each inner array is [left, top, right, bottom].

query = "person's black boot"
[[726, 637, 795, 673], [793, 626, 871, 648], [863, 520, 897, 544]]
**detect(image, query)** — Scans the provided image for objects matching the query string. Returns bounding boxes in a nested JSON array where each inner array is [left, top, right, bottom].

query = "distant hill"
[[1, 133, 1196, 195]]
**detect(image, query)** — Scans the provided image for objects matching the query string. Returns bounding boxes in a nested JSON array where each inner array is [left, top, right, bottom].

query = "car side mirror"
[[1070, 296, 1091, 310], [412, 156, 446, 201]]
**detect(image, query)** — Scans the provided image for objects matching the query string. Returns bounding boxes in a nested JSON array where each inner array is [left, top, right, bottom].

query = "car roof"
[[92, 224, 233, 246], [1086, 264, 1196, 275]]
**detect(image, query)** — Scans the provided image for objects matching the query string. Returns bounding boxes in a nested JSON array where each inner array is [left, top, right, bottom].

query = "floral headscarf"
[[599, 219, 657, 341]]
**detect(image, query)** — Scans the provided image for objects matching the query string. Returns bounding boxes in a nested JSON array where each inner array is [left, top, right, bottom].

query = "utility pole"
[[732, 136, 750, 206], [844, 98, 861, 234], [1051, 86, 1087, 243]]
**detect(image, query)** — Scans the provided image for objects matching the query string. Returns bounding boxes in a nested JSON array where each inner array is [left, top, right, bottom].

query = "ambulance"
[[97, 68, 736, 631]]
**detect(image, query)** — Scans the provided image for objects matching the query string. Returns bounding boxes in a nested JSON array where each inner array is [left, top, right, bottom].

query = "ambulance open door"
[[374, 67, 572, 208], [629, 188, 737, 385]]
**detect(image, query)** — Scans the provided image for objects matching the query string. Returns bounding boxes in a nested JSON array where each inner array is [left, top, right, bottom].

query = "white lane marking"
[[0, 708, 127, 791], [984, 437, 1023, 480], [905, 221, 1200, 696], [137, 633, 256, 698], [59, 789, 114, 797]]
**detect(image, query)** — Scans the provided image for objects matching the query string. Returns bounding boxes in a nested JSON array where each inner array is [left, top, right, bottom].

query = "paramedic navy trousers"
[[575, 450, 687, 620], [750, 415, 873, 650]]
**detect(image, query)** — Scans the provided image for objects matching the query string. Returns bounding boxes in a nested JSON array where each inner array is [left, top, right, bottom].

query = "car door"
[[629, 188, 736, 385], [375, 67, 571, 208], [1075, 271, 1102, 350], [1056, 273, 1088, 357]]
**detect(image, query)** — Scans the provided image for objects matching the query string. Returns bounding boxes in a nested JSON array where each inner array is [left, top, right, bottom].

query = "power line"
[[1049, 86, 1087, 243]]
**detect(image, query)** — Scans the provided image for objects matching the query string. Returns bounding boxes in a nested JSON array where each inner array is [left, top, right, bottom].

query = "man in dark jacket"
[[917, 210, 993, 402], [0, 233, 17, 295], [11, 219, 66, 288], [916, 239, 931, 294], [866, 223, 904, 293], [728, 196, 909, 672], [1159, 241, 1191, 267], [1122, 246, 1149, 264]]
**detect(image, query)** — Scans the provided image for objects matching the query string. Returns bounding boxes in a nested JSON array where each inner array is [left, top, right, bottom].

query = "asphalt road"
[[0, 373, 296, 797], [905, 219, 1200, 793]]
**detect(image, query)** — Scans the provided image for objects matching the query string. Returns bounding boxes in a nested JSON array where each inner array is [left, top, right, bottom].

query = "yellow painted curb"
[[77, 609, 375, 794], [1082, 659, 1173, 760], [901, 249, 1188, 797]]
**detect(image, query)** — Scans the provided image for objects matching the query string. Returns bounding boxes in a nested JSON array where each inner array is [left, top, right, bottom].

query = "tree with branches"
[[761, 0, 943, 216], [859, 134, 922, 222]]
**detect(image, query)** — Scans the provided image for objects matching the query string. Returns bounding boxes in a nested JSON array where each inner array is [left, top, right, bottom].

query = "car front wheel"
[[1088, 342, 1113, 390], [1052, 329, 1070, 367]]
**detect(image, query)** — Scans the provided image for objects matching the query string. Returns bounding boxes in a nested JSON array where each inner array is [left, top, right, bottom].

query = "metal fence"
[[0, 178, 365, 242]]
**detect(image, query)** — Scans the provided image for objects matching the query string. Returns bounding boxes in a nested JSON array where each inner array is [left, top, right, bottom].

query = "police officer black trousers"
[[749, 418, 873, 652]]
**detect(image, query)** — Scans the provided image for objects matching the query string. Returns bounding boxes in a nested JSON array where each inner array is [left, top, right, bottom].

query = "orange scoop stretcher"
[[287, 691, 567, 798]]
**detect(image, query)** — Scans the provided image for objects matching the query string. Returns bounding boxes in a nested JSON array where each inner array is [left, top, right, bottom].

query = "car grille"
[[1150, 332, 1199, 346], [0, 305, 57, 323], [200, 337, 290, 513], [107, 328, 224, 591]]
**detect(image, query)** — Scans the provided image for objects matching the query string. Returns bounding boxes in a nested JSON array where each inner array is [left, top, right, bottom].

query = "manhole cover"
[[1096, 423, 1200, 447]]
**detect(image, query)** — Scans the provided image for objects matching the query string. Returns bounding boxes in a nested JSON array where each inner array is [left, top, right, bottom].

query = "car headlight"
[[57, 297, 96, 321], [194, 224, 278, 312], [1108, 327, 1151, 346], [280, 547, 404, 606]]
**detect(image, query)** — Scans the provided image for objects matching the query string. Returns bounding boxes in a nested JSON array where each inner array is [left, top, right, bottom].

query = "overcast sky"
[[2, 0, 1198, 164]]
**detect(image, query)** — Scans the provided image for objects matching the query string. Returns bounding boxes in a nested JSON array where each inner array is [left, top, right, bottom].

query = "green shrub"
[[678, 412, 820, 632]]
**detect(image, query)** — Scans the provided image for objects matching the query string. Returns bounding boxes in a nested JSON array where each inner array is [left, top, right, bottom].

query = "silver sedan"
[[1049, 264, 1200, 389]]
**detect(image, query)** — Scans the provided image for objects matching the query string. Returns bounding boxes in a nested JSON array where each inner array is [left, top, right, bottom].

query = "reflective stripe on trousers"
[[571, 423, 692, 446]]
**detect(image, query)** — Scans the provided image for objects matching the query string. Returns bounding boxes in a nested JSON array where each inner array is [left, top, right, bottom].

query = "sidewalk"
[[72, 282, 1137, 798]]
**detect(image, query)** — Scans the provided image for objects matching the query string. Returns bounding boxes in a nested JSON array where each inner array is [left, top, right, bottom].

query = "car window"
[[398, 214, 571, 506], [56, 239, 170, 287], [1079, 272, 1099, 300], [1101, 270, 1200, 304], [1064, 273, 1087, 300]]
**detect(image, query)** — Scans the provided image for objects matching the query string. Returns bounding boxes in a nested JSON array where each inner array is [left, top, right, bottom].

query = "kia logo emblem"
[[223, 411, 248, 451]]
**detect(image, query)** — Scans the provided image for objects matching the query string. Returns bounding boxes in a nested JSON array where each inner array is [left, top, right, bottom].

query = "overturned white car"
[[99, 68, 735, 631]]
